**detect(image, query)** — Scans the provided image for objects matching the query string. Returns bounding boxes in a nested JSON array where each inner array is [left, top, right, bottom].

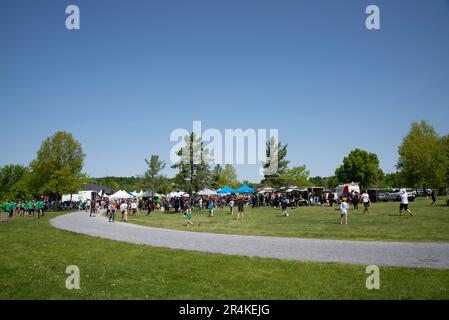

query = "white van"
[[335, 183, 361, 197]]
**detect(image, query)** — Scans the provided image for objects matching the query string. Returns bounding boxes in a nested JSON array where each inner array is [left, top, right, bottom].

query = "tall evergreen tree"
[[171, 133, 211, 195]]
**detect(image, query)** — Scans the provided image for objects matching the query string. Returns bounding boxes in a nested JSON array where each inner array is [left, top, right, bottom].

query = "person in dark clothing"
[[352, 192, 359, 210], [174, 198, 180, 212], [237, 197, 244, 220], [147, 199, 154, 215], [431, 190, 437, 206]]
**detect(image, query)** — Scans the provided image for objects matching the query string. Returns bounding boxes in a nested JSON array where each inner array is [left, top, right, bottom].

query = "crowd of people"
[[0, 199, 47, 219], [1, 187, 446, 227]]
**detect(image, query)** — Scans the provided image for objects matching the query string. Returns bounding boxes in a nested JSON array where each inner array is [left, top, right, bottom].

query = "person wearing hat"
[[399, 189, 413, 216], [340, 197, 349, 225]]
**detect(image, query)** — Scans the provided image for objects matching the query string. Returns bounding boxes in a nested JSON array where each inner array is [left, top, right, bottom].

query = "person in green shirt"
[[4, 202, 12, 217], [11, 201, 17, 217], [23, 202, 29, 217], [37, 200, 45, 218], [27, 201, 35, 217], [19, 202, 25, 216]]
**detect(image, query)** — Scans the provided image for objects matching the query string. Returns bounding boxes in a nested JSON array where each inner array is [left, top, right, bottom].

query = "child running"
[[340, 197, 349, 225], [185, 205, 194, 226], [208, 201, 215, 217], [281, 197, 289, 217]]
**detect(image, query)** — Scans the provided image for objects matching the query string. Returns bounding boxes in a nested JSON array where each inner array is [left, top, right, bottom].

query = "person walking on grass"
[[361, 191, 370, 214], [229, 198, 235, 215], [185, 205, 194, 226], [237, 197, 244, 221], [340, 197, 349, 225], [281, 197, 289, 217], [400, 189, 414, 216], [208, 201, 215, 217], [431, 190, 437, 206], [352, 191, 359, 210]]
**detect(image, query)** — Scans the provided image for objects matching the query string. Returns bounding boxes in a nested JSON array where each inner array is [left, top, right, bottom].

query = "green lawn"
[[127, 197, 449, 242], [1, 210, 449, 299]]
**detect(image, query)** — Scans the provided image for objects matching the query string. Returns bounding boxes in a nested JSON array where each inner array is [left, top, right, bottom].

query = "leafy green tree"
[[261, 137, 289, 187], [397, 121, 447, 189], [218, 164, 239, 189], [278, 165, 310, 187], [210, 164, 223, 190], [442, 134, 449, 187], [335, 148, 383, 190], [382, 172, 405, 189], [28, 131, 85, 200], [171, 133, 211, 195], [142, 155, 167, 196], [0, 164, 29, 198], [309, 176, 339, 189]]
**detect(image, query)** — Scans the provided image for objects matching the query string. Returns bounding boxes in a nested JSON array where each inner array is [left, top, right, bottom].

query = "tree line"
[[1, 120, 448, 201]]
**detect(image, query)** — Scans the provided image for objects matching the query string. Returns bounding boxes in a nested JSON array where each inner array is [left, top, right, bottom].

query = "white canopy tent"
[[109, 190, 134, 200], [169, 191, 188, 197], [132, 190, 144, 197], [197, 188, 218, 196]]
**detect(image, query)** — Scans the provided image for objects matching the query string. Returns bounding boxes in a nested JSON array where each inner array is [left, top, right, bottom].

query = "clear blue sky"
[[1, 0, 449, 182]]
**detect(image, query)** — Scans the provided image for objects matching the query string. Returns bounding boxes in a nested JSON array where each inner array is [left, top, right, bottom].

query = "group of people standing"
[[0, 199, 46, 219]]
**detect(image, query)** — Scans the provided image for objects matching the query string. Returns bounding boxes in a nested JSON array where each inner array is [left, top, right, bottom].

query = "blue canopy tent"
[[217, 186, 236, 194], [235, 185, 255, 194]]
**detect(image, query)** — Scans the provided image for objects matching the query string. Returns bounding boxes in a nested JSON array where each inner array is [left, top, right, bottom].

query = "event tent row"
[[62, 185, 257, 202], [217, 185, 255, 195]]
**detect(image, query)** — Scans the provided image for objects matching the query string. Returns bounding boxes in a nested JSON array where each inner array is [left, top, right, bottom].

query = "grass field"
[[1, 210, 449, 299], [127, 197, 449, 242]]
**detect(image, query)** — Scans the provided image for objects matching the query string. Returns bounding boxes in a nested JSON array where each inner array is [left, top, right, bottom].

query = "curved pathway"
[[50, 212, 449, 269]]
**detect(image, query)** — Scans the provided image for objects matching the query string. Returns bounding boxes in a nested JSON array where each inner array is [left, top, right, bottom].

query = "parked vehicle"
[[384, 189, 416, 202], [367, 189, 386, 202], [406, 189, 417, 198], [335, 183, 360, 197], [378, 192, 389, 202]]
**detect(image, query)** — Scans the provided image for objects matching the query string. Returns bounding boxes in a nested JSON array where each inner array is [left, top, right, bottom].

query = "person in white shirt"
[[131, 201, 138, 215], [399, 189, 414, 216], [120, 202, 128, 222], [340, 198, 349, 225], [229, 199, 235, 215], [361, 191, 370, 214]]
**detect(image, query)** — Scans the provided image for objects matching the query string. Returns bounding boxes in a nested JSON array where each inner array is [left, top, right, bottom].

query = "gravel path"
[[50, 211, 449, 269]]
